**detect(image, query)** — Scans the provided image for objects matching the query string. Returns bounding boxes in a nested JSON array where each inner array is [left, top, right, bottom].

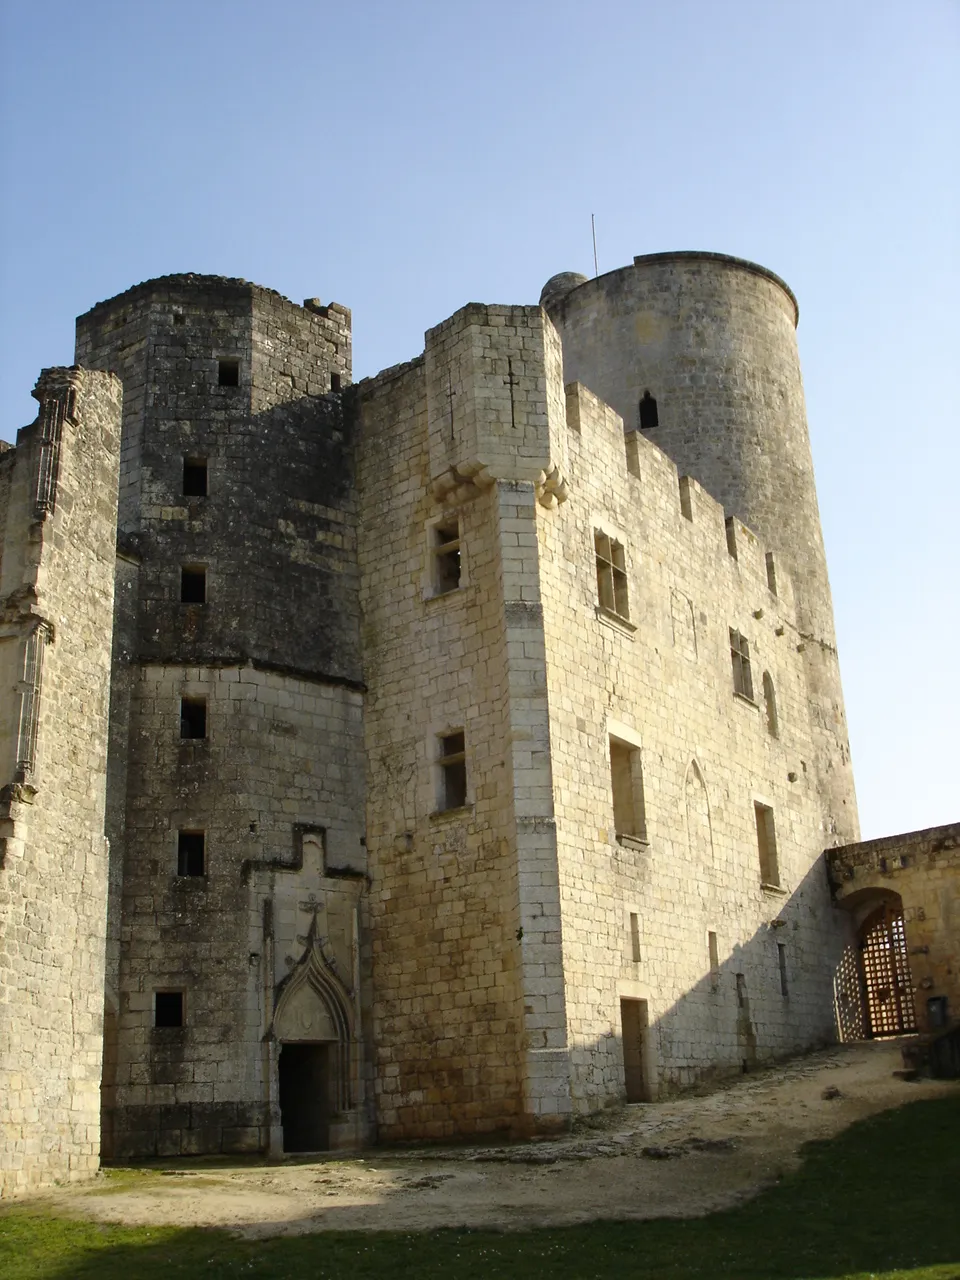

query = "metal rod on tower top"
[[591, 214, 599, 277]]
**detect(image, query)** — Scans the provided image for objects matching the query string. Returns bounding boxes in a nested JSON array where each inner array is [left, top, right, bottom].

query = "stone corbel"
[[429, 460, 497, 505], [536, 465, 569, 509]]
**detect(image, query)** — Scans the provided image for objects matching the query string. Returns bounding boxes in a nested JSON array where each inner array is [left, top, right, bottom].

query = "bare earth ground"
[[39, 1040, 959, 1238]]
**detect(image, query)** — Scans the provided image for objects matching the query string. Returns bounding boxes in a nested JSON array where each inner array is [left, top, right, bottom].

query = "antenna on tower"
[[591, 214, 599, 278]]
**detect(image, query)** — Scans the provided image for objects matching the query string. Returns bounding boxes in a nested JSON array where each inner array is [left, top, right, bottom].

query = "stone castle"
[[2, 251, 957, 1195]]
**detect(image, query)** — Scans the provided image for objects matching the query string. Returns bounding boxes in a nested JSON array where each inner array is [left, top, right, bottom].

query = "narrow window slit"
[[180, 696, 207, 740], [432, 518, 462, 594], [180, 566, 206, 604], [183, 457, 208, 497], [755, 802, 780, 887], [638, 390, 658, 431], [437, 731, 467, 810], [177, 830, 205, 876]]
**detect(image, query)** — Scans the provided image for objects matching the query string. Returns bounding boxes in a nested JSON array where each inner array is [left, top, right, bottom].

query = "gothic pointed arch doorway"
[[272, 932, 354, 1153]]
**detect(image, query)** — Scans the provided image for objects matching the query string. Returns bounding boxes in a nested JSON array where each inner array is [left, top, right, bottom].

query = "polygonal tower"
[[541, 252, 858, 848], [75, 276, 369, 1160]]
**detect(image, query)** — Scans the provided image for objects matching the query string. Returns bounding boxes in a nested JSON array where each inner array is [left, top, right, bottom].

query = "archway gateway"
[[860, 901, 916, 1037]]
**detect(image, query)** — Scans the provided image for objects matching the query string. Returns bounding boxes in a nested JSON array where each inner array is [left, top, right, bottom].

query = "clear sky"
[[0, 0, 956, 839]]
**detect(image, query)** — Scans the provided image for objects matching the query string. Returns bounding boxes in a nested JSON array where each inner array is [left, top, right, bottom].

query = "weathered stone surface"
[[6, 253, 923, 1189], [0, 367, 122, 1196]]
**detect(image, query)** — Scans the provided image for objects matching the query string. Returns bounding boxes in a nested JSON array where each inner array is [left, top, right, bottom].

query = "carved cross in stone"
[[504, 358, 520, 430]]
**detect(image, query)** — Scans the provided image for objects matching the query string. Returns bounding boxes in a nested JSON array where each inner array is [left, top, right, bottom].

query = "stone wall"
[[828, 823, 960, 1034], [543, 254, 858, 853], [354, 287, 857, 1134], [354, 302, 575, 1140], [0, 367, 121, 1195], [537, 377, 853, 1105]]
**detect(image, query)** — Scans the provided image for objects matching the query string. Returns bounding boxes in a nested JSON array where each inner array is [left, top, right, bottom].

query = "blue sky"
[[0, 0, 956, 838]]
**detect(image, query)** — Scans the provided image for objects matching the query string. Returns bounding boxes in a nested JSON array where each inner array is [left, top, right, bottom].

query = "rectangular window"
[[629, 912, 642, 963], [755, 802, 780, 887], [330, 372, 342, 393], [730, 629, 754, 701], [610, 737, 647, 844], [183, 456, 208, 497], [595, 531, 629, 620], [432, 517, 462, 594], [777, 942, 789, 997], [180, 696, 207, 740], [154, 990, 184, 1028], [177, 830, 205, 876], [437, 730, 467, 811], [217, 358, 240, 387], [180, 565, 206, 603]]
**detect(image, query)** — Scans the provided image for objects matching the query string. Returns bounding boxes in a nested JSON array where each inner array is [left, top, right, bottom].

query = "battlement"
[[563, 378, 798, 623], [78, 273, 351, 329]]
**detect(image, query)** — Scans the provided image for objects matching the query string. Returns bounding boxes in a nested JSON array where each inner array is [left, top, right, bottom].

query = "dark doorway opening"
[[278, 1043, 332, 1152], [620, 998, 650, 1102]]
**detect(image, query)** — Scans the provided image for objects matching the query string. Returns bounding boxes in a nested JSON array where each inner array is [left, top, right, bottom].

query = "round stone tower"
[[542, 251, 858, 844]]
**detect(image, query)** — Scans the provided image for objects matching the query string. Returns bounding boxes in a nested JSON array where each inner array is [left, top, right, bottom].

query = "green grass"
[[2, 1097, 958, 1280]]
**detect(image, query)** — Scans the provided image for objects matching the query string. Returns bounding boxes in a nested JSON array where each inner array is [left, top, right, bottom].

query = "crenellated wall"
[[543, 253, 859, 854], [537, 378, 853, 1105], [0, 253, 883, 1171]]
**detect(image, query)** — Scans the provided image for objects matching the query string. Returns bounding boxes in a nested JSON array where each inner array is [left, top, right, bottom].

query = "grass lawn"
[[1, 1096, 958, 1280]]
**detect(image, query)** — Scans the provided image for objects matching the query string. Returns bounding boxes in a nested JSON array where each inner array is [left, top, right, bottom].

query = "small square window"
[[154, 990, 184, 1028], [437, 730, 467, 811], [183, 457, 208, 497], [180, 696, 207, 740], [432, 518, 461, 595], [177, 830, 205, 876], [330, 372, 342, 393], [595, 531, 629, 620], [730, 629, 754, 701], [180, 566, 206, 603], [218, 359, 240, 387]]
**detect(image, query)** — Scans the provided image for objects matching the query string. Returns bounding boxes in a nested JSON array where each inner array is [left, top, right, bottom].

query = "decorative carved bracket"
[[429, 460, 569, 509]]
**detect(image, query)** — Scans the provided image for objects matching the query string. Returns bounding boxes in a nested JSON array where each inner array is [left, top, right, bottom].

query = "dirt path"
[[39, 1040, 958, 1237]]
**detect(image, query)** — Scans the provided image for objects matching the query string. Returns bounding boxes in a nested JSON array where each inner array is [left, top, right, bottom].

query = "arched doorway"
[[859, 900, 916, 1037], [272, 935, 354, 1153]]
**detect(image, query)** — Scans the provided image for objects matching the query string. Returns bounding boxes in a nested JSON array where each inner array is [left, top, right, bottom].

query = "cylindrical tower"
[[542, 251, 858, 844]]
